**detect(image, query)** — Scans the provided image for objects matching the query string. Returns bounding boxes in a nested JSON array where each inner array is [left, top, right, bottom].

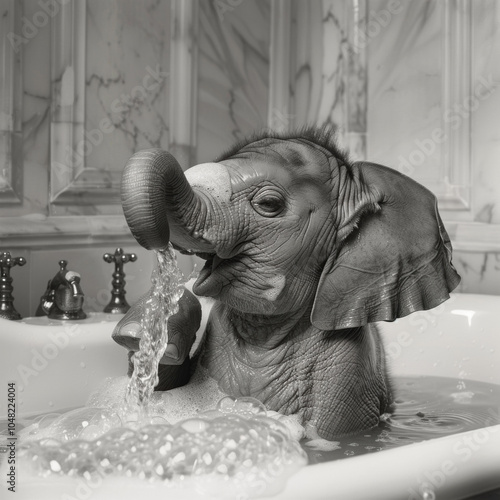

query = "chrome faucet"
[[37, 260, 87, 320], [0, 251, 26, 320]]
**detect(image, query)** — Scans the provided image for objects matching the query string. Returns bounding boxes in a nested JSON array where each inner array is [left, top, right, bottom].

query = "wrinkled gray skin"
[[114, 131, 460, 439]]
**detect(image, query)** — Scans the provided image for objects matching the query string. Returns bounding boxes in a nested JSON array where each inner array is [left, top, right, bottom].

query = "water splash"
[[125, 245, 184, 416]]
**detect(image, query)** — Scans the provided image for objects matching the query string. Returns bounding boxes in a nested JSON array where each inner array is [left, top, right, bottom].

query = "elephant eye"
[[251, 190, 285, 217]]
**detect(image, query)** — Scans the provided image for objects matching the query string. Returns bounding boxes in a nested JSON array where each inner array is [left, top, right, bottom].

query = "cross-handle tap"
[[37, 260, 87, 320], [103, 248, 137, 314], [0, 251, 26, 321]]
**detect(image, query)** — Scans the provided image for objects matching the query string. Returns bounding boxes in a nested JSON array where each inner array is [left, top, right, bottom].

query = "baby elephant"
[[114, 127, 460, 439]]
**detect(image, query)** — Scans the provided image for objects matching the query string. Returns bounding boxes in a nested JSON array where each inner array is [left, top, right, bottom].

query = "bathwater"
[[304, 375, 500, 464], [1, 375, 498, 496]]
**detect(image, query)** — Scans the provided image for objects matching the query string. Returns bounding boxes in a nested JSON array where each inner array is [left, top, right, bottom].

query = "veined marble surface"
[[291, 0, 348, 143], [366, 0, 443, 181], [289, 0, 369, 159], [453, 251, 500, 294], [196, 0, 270, 163], [470, 0, 500, 225], [453, 0, 500, 292], [365, 0, 500, 293], [49, 0, 171, 216], [84, 0, 170, 174], [4, 0, 52, 218]]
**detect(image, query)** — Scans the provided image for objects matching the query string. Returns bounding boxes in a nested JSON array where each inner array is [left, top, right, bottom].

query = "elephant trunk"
[[121, 149, 214, 253]]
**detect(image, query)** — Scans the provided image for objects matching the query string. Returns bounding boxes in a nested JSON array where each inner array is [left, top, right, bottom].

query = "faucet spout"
[[65, 271, 84, 298], [36, 261, 87, 320]]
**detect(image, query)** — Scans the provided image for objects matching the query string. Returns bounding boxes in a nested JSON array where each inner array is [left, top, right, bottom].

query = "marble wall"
[[1, 0, 500, 320], [196, 0, 270, 162], [365, 0, 500, 294], [0, 0, 185, 317], [282, 0, 500, 295]]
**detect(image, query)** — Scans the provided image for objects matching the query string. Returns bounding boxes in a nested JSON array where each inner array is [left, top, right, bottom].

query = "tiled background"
[[1, 0, 499, 318]]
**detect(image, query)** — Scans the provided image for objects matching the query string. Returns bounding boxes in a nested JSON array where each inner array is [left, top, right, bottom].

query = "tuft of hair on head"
[[215, 124, 353, 168]]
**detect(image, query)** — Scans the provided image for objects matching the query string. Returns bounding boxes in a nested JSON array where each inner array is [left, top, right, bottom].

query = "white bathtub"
[[1, 293, 499, 499]]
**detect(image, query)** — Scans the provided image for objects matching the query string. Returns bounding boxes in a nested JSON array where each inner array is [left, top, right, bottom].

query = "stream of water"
[[125, 244, 184, 415]]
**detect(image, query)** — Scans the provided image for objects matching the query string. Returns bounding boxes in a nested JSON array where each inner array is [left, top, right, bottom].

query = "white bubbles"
[[216, 396, 267, 417], [87, 367, 229, 426], [49, 460, 61, 472], [24, 408, 122, 442], [19, 407, 307, 498], [180, 418, 209, 433]]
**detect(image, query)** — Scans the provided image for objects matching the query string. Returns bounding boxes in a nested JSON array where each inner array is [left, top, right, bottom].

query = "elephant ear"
[[311, 161, 461, 331]]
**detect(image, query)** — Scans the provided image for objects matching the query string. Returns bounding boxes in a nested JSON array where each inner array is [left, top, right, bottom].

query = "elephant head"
[[117, 127, 460, 438]]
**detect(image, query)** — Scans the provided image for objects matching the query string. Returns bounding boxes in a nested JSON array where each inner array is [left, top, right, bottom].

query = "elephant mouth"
[[191, 253, 226, 297], [176, 238, 246, 299], [176, 245, 226, 297]]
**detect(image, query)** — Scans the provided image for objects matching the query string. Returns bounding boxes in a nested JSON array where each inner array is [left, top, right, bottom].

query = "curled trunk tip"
[[121, 149, 180, 251]]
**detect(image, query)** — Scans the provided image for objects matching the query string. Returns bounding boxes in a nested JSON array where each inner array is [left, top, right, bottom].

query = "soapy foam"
[[89, 367, 227, 425], [85, 366, 305, 441], [16, 370, 307, 499]]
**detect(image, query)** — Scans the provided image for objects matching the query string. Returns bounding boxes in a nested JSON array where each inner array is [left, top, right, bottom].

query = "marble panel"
[[50, 0, 171, 215], [291, 0, 349, 139], [196, 0, 270, 163], [454, 0, 500, 294], [452, 251, 500, 295], [365, 0, 500, 294], [366, 0, 443, 181], [84, 0, 171, 172], [0, 0, 23, 205], [1, 0, 52, 218], [470, 1, 500, 225]]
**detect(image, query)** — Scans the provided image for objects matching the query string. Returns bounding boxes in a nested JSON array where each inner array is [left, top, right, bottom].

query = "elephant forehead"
[[222, 140, 335, 188], [222, 159, 293, 187], [185, 162, 232, 203], [222, 158, 332, 204]]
